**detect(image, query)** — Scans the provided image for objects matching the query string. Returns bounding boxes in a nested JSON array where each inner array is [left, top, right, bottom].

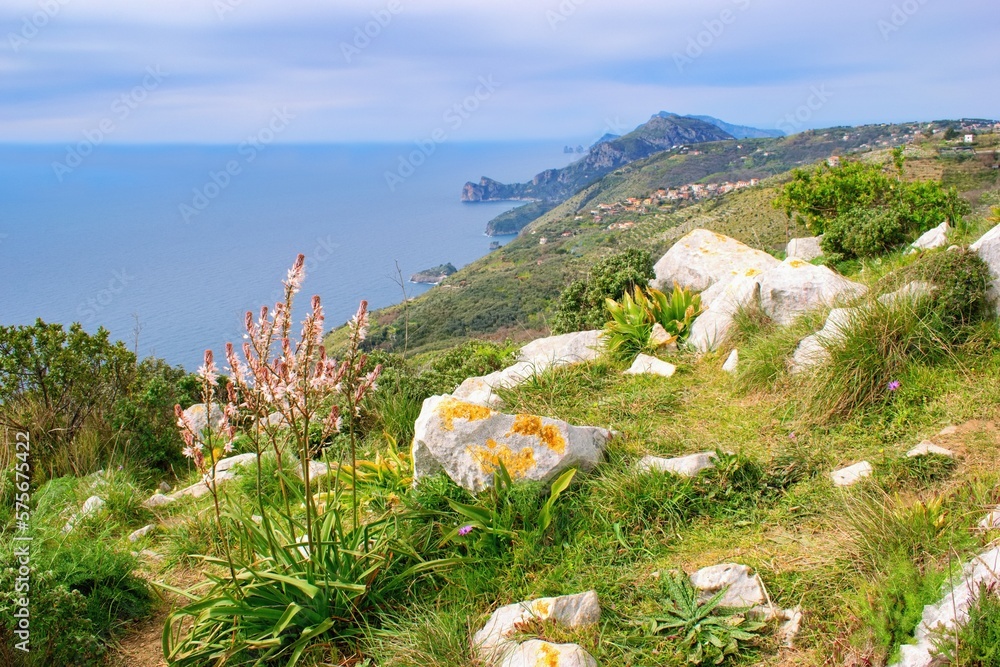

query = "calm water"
[[0, 142, 574, 369]]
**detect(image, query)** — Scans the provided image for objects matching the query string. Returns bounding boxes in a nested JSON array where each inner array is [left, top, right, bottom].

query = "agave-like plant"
[[643, 571, 764, 666], [603, 283, 703, 362]]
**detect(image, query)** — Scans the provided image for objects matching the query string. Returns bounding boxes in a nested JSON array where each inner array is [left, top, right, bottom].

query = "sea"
[[0, 142, 577, 370]]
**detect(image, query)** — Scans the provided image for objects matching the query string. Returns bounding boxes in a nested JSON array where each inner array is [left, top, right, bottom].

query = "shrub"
[[892, 248, 993, 330], [774, 155, 970, 260], [933, 583, 1000, 666], [553, 248, 654, 333]]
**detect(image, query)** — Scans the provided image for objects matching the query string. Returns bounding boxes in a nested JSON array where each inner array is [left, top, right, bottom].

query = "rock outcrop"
[[908, 221, 950, 252], [970, 222, 1000, 313], [758, 258, 866, 325], [652, 229, 779, 294], [473, 591, 600, 666], [786, 236, 824, 261], [412, 396, 612, 492]]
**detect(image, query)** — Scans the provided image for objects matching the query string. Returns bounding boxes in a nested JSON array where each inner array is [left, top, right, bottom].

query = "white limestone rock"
[[651, 229, 779, 294], [722, 349, 739, 373], [688, 272, 763, 352], [473, 591, 600, 664], [830, 461, 873, 487], [625, 354, 676, 377], [649, 322, 677, 349], [906, 441, 954, 458], [454, 332, 604, 408], [213, 452, 257, 474], [143, 492, 174, 508], [971, 223, 1000, 314], [689, 563, 766, 608], [453, 362, 536, 408], [181, 403, 224, 435], [786, 235, 824, 261], [878, 281, 935, 306], [498, 641, 597, 667], [788, 307, 853, 373], [518, 330, 604, 370], [412, 396, 611, 493], [908, 221, 950, 252], [979, 507, 1000, 530], [890, 547, 1000, 667], [638, 451, 717, 477], [759, 258, 867, 325], [63, 495, 105, 533], [127, 524, 157, 542]]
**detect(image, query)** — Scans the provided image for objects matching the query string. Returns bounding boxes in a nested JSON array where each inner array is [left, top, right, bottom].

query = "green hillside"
[[346, 125, 998, 356]]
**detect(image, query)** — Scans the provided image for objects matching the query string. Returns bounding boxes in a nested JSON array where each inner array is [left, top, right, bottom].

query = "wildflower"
[[198, 349, 219, 387], [284, 253, 306, 293], [457, 525, 475, 536], [888, 380, 901, 392], [789, 432, 796, 440], [223, 441, 235, 454]]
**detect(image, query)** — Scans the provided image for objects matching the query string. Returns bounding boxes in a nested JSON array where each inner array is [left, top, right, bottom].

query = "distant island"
[[410, 263, 457, 285]]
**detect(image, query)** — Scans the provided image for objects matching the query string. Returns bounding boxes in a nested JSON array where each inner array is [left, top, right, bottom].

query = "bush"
[[553, 248, 654, 333], [892, 248, 993, 330], [933, 583, 1000, 666], [603, 285, 702, 362], [775, 155, 970, 260]]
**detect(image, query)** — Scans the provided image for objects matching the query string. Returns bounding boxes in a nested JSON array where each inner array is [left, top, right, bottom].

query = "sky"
[[1, 0, 998, 145]]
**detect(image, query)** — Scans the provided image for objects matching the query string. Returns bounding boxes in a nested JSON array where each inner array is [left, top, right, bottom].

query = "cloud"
[[1, 0, 997, 142]]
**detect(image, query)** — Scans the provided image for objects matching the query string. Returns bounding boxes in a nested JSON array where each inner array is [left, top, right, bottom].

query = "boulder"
[[182, 403, 224, 435], [830, 461, 872, 487], [128, 524, 157, 542], [722, 349, 739, 373], [652, 229, 779, 294], [786, 235, 824, 261], [638, 451, 716, 477], [412, 396, 611, 493], [473, 591, 600, 664], [498, 641, 597, 667], [908, 221, 950, 252], [689, 563, 766, 608], [788, 307, 852, 373], [213, 452, 257, 474], [649, 322, 676, 349], [624, 354, 676, 377], [906, 441, 954, 458], [453, 362, 536, 408], [970, 223, 1000, 313], [454, 332, 603, 408], [518, 330, 603, 370], [979, 507, 1000, 530], [688, 272, 763, 352], [759, 258, 867, 325]]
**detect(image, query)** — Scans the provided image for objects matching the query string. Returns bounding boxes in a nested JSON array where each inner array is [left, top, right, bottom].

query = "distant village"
[[589, 178, 760, 226]]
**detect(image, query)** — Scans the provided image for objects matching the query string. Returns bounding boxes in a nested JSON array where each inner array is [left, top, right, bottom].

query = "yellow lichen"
[[469, 439, 536, 478], [744, 268, 762, 277], [506, 415, 567, 454], [531, 599, 552, 618], [535, 643, 561, 667], [436, 397, 493, 431], [788, 259, 807, 268]]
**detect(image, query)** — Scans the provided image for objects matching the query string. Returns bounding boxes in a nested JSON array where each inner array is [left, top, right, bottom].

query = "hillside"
[[348, 123, 998, 356], [461, 114, 734, 204]]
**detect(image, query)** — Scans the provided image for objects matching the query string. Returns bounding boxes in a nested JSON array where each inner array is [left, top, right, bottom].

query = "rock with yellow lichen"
[[412, 396, 611, 492], [472, 591, 600, 665], [498, 640, 598, 667], [758, 257, 867, 325], [650, 228, 779, 293]]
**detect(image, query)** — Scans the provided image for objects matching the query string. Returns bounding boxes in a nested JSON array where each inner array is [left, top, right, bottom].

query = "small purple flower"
[[788, 432, 796, 440], [457, 525, 475, 536], [888, 380, 901, 392]]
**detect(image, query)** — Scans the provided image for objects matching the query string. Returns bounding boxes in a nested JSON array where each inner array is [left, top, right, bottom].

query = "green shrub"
[[822, 205, 909, 260], [553, 248, 654, 333], [892, 248, 993, 330], [418, 340, 518, 396], [933, 583, 1000, 666]]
